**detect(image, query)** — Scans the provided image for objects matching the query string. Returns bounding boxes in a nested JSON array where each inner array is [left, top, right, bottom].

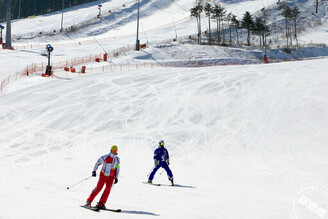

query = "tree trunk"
[[218, 19, 221, 43], [216, 20, 219, 45], [247, 28, 250, 46], [222, 21, 225, 43], [229, 26, 232, 44], [208, 16, 211, 45], [199, 16, 202, 44], [316, 0, 319, 13], [294, 19, 298, 47], [198, 16, 202, 44], [285, 17, 288, 47], [196, 18, 200, 44], [289, 24, 293, 46]]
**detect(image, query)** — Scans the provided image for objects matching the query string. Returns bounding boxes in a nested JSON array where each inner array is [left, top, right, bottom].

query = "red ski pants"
[[87, 172, 115, 204]]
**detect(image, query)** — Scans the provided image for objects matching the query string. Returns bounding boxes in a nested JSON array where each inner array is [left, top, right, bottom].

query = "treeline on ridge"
[[0, 0, 98, 22]]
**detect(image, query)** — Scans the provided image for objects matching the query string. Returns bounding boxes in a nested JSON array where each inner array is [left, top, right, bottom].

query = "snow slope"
[[1, 0, 328, 218], [0, 58, 328, 218], [1, 0, 327, 82], [5, 0, 278, 42]]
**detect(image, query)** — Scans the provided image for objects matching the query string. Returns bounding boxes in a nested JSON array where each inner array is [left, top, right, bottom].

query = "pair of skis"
[[81, 182, 174, 213], [142, 182, 174, 186], [81, 205, 121, 212]]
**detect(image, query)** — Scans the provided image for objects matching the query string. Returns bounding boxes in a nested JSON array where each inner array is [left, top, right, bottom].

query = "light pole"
[[61, 0, 64, 32], [264, 8, 267, 57], [263, 8, 268, 63], [45, 44, 54, 76], [5, 0, 12, 49], [136, 0, 140, 51], [0, 25, 4, 44], [18, 0, 21, 19], [98, 5, 102, 18]]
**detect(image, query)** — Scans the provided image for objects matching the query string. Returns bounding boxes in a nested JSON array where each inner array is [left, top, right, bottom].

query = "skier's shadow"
[[173, 184, 196, 188], [121, 210, 159, 216], [158, 184, 196, 188]]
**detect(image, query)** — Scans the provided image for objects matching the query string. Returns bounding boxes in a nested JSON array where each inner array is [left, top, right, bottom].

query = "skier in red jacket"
[[84, 145, 120, 209]]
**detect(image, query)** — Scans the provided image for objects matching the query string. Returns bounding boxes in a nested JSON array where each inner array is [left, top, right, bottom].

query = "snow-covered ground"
[[102, 43, 328, 64], [1, 58, 328, 219], [1, 0, 328, 218], [1, 0, 327, 83]]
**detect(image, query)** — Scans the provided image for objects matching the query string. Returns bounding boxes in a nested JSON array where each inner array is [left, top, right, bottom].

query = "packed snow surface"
[[1, 0, 327, 81], [1, 0, 328, 218], [0, 58, 328, 218]]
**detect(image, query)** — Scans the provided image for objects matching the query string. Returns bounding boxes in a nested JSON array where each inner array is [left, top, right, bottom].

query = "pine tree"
[[1, 0, 97, 21], [253, 17, 266, 47], [204, 2, 213, 45], [190, 2, 203, 44], [281, 5, 292, 47], [226, 12, 234, 44], [291, 6, 300, 47], [231, 15, 240, 45], [241, 11, 254, 46], [212, 3, 226, 44]]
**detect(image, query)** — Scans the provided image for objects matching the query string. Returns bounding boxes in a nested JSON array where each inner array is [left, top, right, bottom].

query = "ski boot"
[[84, 201, 91, 207], [147, 180, 152, 184], [170, 178, 174, 186], [96, 202, 106, 210]]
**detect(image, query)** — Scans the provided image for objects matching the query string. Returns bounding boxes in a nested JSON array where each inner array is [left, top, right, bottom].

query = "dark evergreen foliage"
[[0, 0, 98, 22], [241, 11, 254, 46]]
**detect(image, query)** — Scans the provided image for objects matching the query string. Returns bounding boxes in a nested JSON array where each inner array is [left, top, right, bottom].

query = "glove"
[[114, 178, 118, 184], [154, 160, 160, 166], [92, 171, 97, 177], [166, 160, 170, 165]]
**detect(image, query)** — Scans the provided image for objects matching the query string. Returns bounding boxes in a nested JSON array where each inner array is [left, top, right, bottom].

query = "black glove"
[[166, 160, 170, 165], [92, 171, 97, 177], [114, 178, 118, 184]]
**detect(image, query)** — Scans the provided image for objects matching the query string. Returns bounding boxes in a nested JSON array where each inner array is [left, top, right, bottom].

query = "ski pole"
[[67, 176, 93, 190], [159, 169, 165, 175], [147, 167, 154, 177]]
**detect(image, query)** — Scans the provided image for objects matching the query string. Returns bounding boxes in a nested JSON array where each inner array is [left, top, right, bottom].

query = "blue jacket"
[[154, 147, 169, 163]]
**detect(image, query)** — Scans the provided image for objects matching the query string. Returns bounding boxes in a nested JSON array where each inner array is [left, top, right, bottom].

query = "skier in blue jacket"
[[148, 140, 174, 185]]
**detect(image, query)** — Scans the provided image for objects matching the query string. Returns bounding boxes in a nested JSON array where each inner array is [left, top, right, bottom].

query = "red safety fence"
[[0, 71, 27, 92]]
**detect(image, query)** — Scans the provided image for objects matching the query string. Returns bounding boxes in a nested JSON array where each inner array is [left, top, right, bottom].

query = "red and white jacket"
[[93, 153, 120, 178]]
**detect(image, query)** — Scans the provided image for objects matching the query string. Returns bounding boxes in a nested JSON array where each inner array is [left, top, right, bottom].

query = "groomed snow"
[[1, 58, 328, 218], [1, 0, 327, 82], [1, 0, 328, 218]]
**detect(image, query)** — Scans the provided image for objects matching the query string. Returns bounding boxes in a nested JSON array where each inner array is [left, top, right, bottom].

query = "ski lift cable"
[[141, 0, 192, 37], [171, 0, 190, 12], [147, 0, 189, 14], [173, 18, 178, 39], [93, 37, 107, 54], [140, 21, 149, 44], [233, 5, 240, 20]]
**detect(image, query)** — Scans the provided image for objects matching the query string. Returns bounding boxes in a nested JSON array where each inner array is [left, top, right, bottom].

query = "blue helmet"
[[159, 140, 164, 147]]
